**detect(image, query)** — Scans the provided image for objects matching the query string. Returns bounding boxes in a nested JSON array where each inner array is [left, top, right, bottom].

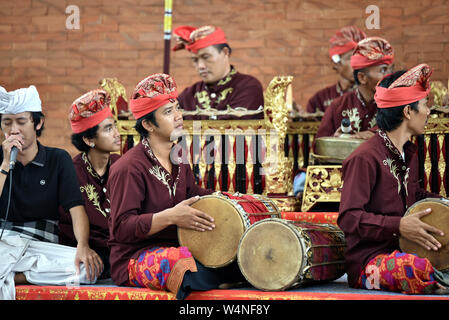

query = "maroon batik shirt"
[[59, 152, 120, 250], [306, 83, 355, 113], [178, 66, 264, 120], [315, 89, 378, 138], [107, 139, 213, 286], [337, 130, 439, 287]]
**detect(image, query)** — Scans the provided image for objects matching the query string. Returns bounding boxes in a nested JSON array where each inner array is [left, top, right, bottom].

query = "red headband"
[[129, 91, 178, 119], [70, 105, 113, 133], [375, 86, 430, 109], [329, 41, 358, 58], [350, 37, 394, 70], [374, 64, 432, 109], [173, 25, 227, 53], [350, 54, 394, 70], [70, 90, 114, 134], [328, 26, 366, 59]]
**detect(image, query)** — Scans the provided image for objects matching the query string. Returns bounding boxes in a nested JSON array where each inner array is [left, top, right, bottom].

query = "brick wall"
[[0, 0, 448, 155]]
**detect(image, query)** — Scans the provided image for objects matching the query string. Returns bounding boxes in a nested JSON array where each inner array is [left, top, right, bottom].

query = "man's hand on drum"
[[399, 208, 445, 251], [170, 196, 215, 232]]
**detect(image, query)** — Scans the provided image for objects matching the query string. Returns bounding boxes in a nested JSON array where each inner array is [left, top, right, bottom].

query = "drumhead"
[[237, 218, 304, 291], [399, 198, 449, 270], [177, 195, 245, 268]]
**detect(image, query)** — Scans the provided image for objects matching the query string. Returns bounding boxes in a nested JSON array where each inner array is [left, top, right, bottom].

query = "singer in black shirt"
[[0, 106, 103, 285], [0, 141, 83, 226]]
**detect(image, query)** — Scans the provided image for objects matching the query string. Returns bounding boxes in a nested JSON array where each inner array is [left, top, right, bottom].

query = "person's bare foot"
[[14, 273, 29, 284]]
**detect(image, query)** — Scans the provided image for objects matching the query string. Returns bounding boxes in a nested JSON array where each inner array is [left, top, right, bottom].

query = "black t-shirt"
[[0, 142, 84, 223]]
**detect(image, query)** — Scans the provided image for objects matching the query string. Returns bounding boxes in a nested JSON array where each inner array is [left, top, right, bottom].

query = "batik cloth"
[[374, 63, 432, 109], [129, 73, 178, 119], [350, 37, 394, 70], [172, 25, 227, 53], [357, 250, 440, 294], [69, 89, 113, 133], [128, 246, 197, 294], [328, 25, 366, 58]]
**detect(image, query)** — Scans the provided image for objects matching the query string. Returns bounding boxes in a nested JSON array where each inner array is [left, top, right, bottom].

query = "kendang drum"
[[399, 198, 449, 270], [178, 192, 281, 268], [313, 136, 365, 164], [237, 218, 346, 291]]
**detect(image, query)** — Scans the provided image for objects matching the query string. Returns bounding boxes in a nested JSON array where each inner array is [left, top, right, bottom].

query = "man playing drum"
[[173, 25, 264, 120], [107, 73, 244, 299], [316, 37, 394, 140], [338, 64, 449, 294], [306, 26, 366, 114]]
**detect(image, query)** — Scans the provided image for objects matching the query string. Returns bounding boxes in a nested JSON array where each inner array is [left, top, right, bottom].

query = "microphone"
[[9, 146, 18, 170]]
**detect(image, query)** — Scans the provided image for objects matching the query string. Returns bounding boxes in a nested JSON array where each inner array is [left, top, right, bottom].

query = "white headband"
[[0, 85, 42, 114]]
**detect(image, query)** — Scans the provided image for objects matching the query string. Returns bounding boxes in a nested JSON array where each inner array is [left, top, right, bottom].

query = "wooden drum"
[[178, 192, 280, 268], [237, 218, 346, 291], [399, 198, 449, 270]]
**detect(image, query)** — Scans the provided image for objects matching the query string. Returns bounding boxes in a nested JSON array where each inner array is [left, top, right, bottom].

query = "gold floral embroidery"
[[217, 68, 237, 86], [383, 158, 401, 194], [378, 131, 402, 158], [148, 165, 178, 198], [379, 131, 410, 196], [217, 88, 233, 103], [341, 108, 361, 132], [82, 153, 101, 180], [80, 153, 110, 217], [142, 138, 179, 198], [323, 98, 334, 107], [194, 91, 212, 110], [80, 184, 107, 217], [403, 168, 410, 197]]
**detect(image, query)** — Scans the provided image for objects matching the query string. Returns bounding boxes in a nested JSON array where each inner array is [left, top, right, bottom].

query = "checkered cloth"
[[0, 219, 59, 243]]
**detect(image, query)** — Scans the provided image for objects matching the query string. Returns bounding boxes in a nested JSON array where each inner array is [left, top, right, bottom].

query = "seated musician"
[[306, 25, 366, 114], [0, 85, 102, 299], [316, 37, 394, 140], [59, 89, 121, 280], [173, 25, 264, 120], [338, 64, 449, 294], [107, 73, 245, 299]]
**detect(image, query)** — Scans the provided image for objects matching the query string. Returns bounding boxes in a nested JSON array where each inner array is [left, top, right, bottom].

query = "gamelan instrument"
[[399, 198, 449, 270], [178, 192, 280, 268], [313, 136, 365, 164], [237, 218, 346, 291]]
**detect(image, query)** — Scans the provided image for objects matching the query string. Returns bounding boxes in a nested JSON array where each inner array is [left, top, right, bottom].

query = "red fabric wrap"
[[173, 25, 227, 53], [374, 85, 430, 109], [374, 63, 432, 108], [328, 26, 366, 58], [221, 192, 275, 224], [350, 37, 394, 70], [70, 104, 113, 134], [129, 91, 178, 120], [328, 41, 357, 58], [350, 54, 394, 70]]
